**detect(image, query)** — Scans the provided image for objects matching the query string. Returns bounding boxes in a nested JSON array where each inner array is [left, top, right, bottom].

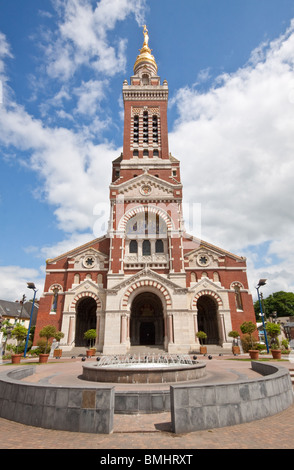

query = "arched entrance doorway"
[[197, 295, 220, 345], [130, 292, 164, 346], [75, 297, 97, 347]]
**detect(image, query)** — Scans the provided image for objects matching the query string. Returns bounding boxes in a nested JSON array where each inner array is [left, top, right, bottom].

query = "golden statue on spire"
[[142, 25, 149, 47], [133, 24, 157, 73]]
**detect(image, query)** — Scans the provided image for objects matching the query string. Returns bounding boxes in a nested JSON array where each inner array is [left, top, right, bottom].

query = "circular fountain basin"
[[82, 355, 207, 384]]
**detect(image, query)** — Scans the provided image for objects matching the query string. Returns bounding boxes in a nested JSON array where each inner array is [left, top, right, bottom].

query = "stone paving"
[[0, 354, 294, 449]]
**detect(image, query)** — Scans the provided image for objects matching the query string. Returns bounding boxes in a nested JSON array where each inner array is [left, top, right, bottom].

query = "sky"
[[0, 0, 294, 302]]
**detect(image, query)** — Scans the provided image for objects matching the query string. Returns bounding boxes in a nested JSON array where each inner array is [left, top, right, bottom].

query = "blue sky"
[[0, 0, 294, 301]]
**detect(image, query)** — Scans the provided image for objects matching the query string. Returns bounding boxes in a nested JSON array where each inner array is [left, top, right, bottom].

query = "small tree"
[[1, 320, 13, 354], [39, 325, 64, 354], [196, 331, 207, 345], [240, 321, 257, 350], [228, 330, 239, 346], [11, 324, 28, 354], [266, 322, 281, 349], [84, 329, 97, 349]]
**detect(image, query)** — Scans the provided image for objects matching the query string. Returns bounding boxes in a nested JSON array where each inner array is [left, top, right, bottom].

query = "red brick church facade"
[[34, 27, 256, 354]]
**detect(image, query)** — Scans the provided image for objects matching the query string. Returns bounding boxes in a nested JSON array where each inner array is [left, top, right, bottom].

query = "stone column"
[[193, 312, 200, 345], [121, 314, 127, 344], [167, 314, 174, 343], [96, 313, 100, 346], [66, 315, 75, 346], [127, 315, 130, 341]]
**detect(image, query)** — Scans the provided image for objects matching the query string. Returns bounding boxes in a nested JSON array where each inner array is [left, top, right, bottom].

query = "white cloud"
[[0, 31, 12, 75], [170, 20, 294, 295], [46, 0, 146, 80], [0, 102, 115, 233], [38, 232, 96, 260], [73, 79, 107, 115], [0, 266, 44, 302]]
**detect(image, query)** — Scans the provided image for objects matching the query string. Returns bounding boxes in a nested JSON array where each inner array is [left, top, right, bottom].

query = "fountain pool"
[[82, 353, 207, 384]]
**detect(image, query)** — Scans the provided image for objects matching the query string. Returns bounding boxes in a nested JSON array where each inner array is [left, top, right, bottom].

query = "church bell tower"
[[102, 26, 187, 353], [107, 25, 185, 283]]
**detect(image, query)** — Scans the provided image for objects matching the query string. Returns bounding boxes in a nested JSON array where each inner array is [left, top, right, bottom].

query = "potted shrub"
[[240, 321, 259, 359], [196, 331, 207, 354], [228, 330, 240, 354], [266, 322, 281, 359], [39, 325, 64, 363], [84, 329, 97, 357], [11, 324, 28, 364], [52, 331, 64, 359], [281, 339, 290, 355]]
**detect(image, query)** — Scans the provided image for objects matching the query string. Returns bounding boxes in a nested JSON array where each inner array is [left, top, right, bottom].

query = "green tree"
[[254, 291, 294, 320], [84, 329, 97, 348], [39, 325, 64, 354], [266, 322, 281, 349], [196, 331, 207, 345], [240, 321, 257, 349], [11, 324, 28, 353]]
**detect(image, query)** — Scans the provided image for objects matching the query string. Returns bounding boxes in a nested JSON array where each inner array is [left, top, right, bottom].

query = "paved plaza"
[[0, 355, 293, 450]]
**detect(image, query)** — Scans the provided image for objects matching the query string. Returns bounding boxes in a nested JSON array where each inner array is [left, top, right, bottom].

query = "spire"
[[133, 25, 158, 75]]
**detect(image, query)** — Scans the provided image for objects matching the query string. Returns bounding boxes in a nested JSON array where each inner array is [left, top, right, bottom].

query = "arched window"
[[143, 111, 148, 143], [133, 115, 139, 143], [191, 272, 197, 283], [152, 115, 158, 143], [51, 288, 59, 312], [129, 240, 138, 253], [213, 272, 220, 282], [142, 74, 149, 85], [155, 239, 164, 253], [142, 240, 151, 256], [234, 286, 243, 310]]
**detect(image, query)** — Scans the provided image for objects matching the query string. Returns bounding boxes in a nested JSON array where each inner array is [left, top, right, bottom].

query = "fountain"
[[81, 353, 207, 384]]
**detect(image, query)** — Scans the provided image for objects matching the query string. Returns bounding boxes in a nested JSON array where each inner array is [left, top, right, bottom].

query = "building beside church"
[[34, 26, 256, 354]]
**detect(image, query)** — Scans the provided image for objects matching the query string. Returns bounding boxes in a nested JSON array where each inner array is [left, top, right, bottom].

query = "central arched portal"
[[75, 297, 97, 347], [130, 292, 164, 346]]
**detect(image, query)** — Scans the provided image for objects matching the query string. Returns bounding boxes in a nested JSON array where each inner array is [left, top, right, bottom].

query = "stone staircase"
[[61, 344, 232, 358], [61, 347, 88, 357], [129, 345, 166, 355], [205, 345, 232, 355]]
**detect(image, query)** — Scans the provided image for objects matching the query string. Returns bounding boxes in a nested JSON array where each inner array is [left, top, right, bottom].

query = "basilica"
[[34, 27, 256, 354]]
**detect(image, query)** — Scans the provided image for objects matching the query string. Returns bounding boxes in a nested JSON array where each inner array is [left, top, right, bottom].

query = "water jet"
[[82, 353, 206, 384]]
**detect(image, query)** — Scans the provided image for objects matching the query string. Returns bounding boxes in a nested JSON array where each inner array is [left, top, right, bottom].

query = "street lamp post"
[[256, 279, 269, 353], [24, 282, 38, 358]]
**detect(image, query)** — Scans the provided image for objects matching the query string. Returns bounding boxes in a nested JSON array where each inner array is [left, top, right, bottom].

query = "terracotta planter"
[[200, 346, 207, 354], [232, 346, 240, 355], [86, 349, 93, 357], [271, 349, 281, 360], [39, 354, 49, 363], [249, 350, 259, 360], [11, 354, 22, 364], [53, 349, 62, 358]]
